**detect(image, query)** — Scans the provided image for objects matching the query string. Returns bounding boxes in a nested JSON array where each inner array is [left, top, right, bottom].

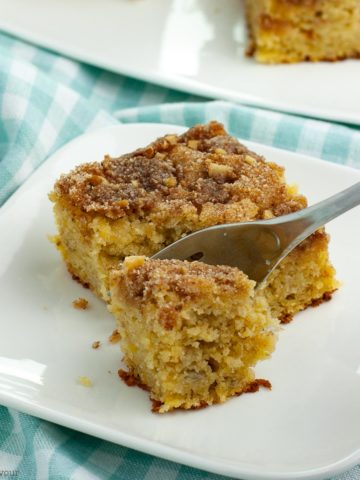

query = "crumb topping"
[[72, 297, 89, 310], [113, 258, 254, 303], [53, 121, 307, 220], [118, 368, 272, 412]]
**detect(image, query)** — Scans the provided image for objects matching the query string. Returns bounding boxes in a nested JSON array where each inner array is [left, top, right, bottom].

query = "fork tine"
[[152, 230, 207, 261]]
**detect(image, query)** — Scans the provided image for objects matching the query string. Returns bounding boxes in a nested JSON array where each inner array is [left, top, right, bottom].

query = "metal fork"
[[153, 181, 360, 286]]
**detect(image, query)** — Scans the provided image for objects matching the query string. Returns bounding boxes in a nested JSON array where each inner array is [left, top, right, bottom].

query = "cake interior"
[[109, 257, 278, 412], [245, 0, 360, 63]]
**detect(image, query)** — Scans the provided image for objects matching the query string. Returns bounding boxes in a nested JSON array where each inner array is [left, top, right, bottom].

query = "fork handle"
[[281, 181, 360, 246]]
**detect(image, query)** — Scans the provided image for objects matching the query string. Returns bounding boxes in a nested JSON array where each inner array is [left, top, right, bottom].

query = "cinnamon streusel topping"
[[54, 122, 307, 220], [114, 257, 253, 304]]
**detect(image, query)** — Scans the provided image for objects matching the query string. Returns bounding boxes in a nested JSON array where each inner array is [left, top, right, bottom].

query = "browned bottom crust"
[[310, 290, 335, 307], [68, 267, 90, 289], [246, 44, 360, 63], [279, 289, 336, 324], [118, 369, 271, 413]]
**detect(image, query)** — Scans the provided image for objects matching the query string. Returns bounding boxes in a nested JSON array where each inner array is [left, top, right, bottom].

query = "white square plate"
[[1, 124, 360, 480], [0, 0, 360, 124]]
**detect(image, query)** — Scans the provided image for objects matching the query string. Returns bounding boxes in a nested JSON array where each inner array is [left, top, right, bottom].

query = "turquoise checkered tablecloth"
[[1, 30, 360, 480]]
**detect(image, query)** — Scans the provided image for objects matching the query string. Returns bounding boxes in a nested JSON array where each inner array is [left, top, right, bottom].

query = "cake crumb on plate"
[[72, 297, 89, 310], [77, 376, 93, 387], [108, 329, 121, 344]]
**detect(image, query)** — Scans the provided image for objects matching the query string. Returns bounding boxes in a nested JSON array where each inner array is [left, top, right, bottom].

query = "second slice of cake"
[[245, 0, 360, 63]]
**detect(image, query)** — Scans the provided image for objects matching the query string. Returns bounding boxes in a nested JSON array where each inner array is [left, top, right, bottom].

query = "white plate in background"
[[1, 124, 360, 480], [0, 0, 360, 124]]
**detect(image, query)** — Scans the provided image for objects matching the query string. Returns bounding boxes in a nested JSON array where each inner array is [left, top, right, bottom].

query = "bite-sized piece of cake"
[[245, 0, 360, 63], [50, 121, 338, 322], [109, 256, 278, 412]]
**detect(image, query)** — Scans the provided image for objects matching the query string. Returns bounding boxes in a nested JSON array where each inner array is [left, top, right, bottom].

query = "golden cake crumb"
[[72, 298, 89, 310], [92, 341, 101, 349], [77, 376, 93, 387], [108, 329, 121, 344]]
